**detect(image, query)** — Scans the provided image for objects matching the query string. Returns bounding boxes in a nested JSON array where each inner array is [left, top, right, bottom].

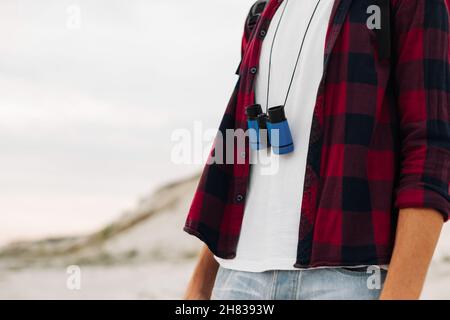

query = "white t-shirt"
[[215, 0, 334, 272]]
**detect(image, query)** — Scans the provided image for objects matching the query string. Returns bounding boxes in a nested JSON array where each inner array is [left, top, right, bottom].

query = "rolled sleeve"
[[392, 0, 450, 220]]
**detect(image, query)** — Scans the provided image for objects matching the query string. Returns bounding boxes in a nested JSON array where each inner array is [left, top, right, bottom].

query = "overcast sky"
[[0, 0, 252, 244]]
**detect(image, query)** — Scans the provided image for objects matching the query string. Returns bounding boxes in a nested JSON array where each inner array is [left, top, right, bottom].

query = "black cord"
[[266, 0, 322, 112], [266, 0, 289, 113]]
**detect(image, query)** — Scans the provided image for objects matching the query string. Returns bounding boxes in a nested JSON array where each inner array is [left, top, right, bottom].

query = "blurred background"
[[0, 0, 448, 299]]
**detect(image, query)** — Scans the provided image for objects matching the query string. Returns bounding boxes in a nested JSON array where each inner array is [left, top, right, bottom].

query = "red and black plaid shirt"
[[184, 0, 450, 268]]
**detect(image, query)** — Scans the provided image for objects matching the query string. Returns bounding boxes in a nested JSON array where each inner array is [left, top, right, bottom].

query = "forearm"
[[380, 208, 444, 300], [184, 245, 219, 300]]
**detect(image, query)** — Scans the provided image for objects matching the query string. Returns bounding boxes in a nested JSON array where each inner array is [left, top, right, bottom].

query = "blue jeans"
[[212, 266, 387, 300]]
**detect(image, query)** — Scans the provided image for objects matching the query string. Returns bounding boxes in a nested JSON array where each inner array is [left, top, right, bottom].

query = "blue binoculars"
[[245, 104, 294, 155]]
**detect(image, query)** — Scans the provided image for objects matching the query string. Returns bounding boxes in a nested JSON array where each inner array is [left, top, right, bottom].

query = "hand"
[[184, 288, 210, 300], [378, 208, 443, 300], [183, 245, 219, 300], [379, 289, 420, 300]]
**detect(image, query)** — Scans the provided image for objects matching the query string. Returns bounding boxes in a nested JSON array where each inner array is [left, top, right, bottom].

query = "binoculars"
[[245, 104, 294, 155]]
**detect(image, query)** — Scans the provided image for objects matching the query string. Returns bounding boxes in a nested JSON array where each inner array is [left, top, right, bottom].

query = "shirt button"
[[250, 67, 257, 74], [260, 30, 267, 38], [236, 194, 244, 202], [240, 151, 246, 159]]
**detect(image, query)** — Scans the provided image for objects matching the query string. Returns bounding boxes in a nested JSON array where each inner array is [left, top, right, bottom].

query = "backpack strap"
[[236, 0, 269, 75], [246, 0, 269, 32], [236, 0, 391, 76]]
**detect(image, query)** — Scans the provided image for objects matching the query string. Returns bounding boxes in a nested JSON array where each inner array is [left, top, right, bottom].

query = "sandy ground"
[[419, 261, 450, 300], [0, 260, 448, 300], [0, 261, 197, 300]]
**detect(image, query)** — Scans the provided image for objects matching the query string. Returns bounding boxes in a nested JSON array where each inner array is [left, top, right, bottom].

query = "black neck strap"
[[266, 0, 322, 113]]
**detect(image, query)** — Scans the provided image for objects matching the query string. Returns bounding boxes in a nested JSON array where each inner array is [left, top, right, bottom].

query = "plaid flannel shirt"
[[184, 0, 450, 268]]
